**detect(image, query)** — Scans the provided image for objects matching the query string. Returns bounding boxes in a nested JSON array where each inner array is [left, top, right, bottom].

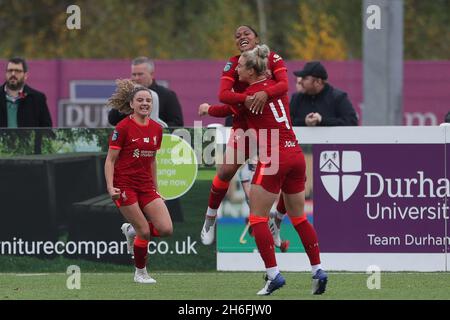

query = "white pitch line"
[[13, 273, 50, 276], [0, 271, 447, 277]]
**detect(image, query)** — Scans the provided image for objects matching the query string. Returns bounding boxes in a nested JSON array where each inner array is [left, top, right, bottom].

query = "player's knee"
[[140, 231, 152, 241], [158, 225, 173, 237], [135, 227, 151, 241]]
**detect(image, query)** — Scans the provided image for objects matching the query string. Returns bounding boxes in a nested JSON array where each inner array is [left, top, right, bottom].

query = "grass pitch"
[[1, 271, 450, 300], [1, 168, 449, 301]]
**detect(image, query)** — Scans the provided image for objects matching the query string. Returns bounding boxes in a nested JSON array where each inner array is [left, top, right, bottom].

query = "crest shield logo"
[[320, 151, 362, 202]]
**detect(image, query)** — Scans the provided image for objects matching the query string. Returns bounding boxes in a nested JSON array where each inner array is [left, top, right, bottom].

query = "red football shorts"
[[251, 149, 306, 194], [115, 186, 160, 209]]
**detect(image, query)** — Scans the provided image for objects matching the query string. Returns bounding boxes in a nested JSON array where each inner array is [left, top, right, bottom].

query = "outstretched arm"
[[218, 77, 247, 105], [199, 103, 234, 118]]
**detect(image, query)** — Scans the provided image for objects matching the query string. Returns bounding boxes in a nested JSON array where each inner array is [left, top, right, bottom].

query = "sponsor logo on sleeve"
[[223, 62, 233, 72], [112, 130, 119, 141], [273, 54, 282, 63]]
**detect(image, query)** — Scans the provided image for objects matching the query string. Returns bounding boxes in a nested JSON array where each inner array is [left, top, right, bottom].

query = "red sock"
[[249, 214, 277, 268], [133, 236, 148, 269], [290, 216, 321, 265], [148, 222, 160, 237], [208, 175, 230, 209], [276, 196, 287, 214]]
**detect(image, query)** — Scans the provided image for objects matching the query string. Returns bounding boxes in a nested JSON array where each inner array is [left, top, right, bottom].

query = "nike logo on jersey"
[[132, 138, 139, 142]]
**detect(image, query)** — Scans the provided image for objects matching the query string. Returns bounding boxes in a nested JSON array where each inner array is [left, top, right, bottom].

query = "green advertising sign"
[[156, 134, 198, 200]]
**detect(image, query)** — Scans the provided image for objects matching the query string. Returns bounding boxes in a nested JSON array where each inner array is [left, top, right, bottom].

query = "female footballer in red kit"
[[200, 25, 290, 246], [104, 79, 172, 284], [236, 45, 328, 296]]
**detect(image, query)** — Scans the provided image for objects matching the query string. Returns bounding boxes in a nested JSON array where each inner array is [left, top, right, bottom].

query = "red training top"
[[109, 115, 163, 189], [244, 78, 299, 157], [209, 51, 288, 121]]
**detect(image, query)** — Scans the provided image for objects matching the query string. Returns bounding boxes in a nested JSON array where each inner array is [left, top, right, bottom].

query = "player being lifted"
[[199, 25, 290, 248], [201, 44, 328, 295]]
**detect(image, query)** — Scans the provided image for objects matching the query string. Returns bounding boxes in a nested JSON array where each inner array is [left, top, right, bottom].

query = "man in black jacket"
[[108, 57, 184, 127], [0, 57, 52, 127], [290, 61, 358, 126]]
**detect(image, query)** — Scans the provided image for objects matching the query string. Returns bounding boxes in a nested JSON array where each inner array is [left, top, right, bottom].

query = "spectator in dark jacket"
[[445, 111, 450, 123], [0, 57, 52, 127], [108, 57, 184, 127], [290, 61, 358, 126]]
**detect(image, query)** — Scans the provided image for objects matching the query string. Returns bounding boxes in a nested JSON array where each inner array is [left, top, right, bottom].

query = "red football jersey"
[[220, 51, 288, 115], [109, 116, 163, 189], [244, 79, 299, 156]]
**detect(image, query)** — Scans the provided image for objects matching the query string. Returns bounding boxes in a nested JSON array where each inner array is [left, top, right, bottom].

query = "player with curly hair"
[[104, 79, 172, 284]]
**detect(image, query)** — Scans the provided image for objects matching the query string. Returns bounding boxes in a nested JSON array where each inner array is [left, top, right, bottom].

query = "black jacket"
[[290, 83, 358, 126], [0, 84, 52, 127], [108, 81, 184, 127]]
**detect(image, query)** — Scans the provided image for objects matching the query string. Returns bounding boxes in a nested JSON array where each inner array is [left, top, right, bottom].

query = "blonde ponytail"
[[241, 44, 270, 76]]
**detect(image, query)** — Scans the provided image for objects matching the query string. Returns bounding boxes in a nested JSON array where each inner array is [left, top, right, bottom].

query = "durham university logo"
[[320, 151, 362, 202]]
